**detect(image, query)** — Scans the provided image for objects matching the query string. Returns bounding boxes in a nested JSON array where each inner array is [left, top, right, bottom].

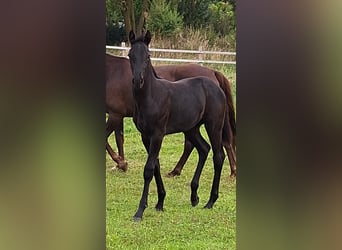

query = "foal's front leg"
[[133, 134, 165, 221], [141, 135, 166, 211]]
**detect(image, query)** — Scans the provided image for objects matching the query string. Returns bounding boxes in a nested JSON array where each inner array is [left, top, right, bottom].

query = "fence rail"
[[106, 43, 236, 65]]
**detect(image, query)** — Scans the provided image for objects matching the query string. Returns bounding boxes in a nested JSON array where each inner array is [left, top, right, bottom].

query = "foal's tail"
[[222, 107, 237, 177], [215, 70, 237, 177], [214, 70, 236, 150]]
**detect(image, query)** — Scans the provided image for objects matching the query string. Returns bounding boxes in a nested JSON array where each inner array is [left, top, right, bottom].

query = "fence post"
[[198, 46, 203, 65], [121, 42, 126, 57]]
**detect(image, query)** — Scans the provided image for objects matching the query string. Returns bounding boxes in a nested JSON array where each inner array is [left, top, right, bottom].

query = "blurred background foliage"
[[106, 0, 236, 50]]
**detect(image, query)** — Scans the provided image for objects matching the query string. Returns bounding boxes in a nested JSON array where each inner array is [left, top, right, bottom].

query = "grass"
[[106, 67, 236, 249]]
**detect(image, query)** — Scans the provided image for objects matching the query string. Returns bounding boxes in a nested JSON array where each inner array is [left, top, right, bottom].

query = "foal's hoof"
[[203, 202, 214, 209], [166, 169, 181, 178], [132, 216, 142, 222], [117, 161, 128, 172], [191, 196, 199, 207], [155, 204, 164, 212]]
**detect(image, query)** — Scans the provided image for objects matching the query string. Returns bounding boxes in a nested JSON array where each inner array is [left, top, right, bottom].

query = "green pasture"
[[106, 67, 236, 249]]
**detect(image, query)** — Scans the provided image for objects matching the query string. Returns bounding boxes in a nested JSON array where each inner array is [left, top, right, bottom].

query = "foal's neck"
[[144, 60, 158, 82], [133, 60, 158, 100], [141, 60, 159, 93]]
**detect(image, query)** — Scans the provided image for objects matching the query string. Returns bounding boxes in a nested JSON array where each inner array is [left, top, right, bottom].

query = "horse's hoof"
[[203, 202, 213, 209], [166, 170, 181, 178], [132, 216, 142, 222], [191, 196, 199, 207], [229, 172, 236, 180], [117, 161, 128, 172], [155, 205, 164, 211]]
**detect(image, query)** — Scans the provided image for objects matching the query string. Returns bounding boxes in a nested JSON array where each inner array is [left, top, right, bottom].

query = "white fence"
[[106, 43, 236, 65]]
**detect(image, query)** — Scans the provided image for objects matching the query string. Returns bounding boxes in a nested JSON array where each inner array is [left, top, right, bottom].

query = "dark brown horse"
[[106, 52, 236, 177], [106, 55, 134, 170], [128, 30, 229, 220]]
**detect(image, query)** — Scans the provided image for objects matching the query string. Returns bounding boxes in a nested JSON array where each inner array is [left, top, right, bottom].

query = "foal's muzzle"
[[133, 74, 144, 89]]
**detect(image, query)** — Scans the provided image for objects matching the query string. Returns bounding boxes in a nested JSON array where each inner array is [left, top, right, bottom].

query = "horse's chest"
[[134, 109, 162, 135], [133, 94, 169, 135]]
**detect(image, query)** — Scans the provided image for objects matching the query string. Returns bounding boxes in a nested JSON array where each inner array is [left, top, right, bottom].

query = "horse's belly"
[[165, 110, 203, 134]]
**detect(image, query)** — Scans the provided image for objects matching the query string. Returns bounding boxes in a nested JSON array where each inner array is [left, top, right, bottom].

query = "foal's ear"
[[129, 30, 135, 44], [144, 30, 151, 46]]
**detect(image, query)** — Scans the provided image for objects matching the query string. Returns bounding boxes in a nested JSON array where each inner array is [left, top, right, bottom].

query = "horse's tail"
[[214, 70, 236, 149]]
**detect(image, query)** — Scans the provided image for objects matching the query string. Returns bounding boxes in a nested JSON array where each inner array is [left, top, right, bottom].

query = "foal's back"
[[156, 64, 218, 84], [157, 76, 226, 135]]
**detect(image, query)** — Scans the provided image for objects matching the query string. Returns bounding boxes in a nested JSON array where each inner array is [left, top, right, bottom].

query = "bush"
[[148, 0, 183, 38], [178, 0, 210, 28], [106, 22, 126, 45], [209, 1, 236, 37]]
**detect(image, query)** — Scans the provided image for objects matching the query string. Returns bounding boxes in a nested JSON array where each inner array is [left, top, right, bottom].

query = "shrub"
[[178, 0, 210, 28], [209, 1, 236, 37], [106, 22, 126, 45], [148, 0, 183, 38]]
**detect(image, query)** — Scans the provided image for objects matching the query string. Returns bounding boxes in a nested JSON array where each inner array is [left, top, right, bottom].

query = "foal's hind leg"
[[185, 128, 210, 207], [204, 124, 225, 209], [167, 135, 195, 177]]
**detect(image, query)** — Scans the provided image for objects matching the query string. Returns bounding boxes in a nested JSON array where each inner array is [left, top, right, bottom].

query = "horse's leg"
[[106, 142, 121, 164], [106, 115, 121, 164], [154, 158, 166, 211], [133, 133, 164, 221], [185, 128, 211, 207], [203, 123, 225, 209], [223, 125, 237, 178], [141, 136, 166, 211], [167, 135, 195, 177], [113, 116, 128, 171]]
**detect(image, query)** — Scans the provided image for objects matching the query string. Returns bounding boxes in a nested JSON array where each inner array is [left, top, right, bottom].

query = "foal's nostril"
[[132, 77, 144, 88], [140, 78, 144, 88]]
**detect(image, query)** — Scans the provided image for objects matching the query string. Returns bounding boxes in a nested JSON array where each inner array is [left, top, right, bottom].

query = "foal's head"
[[128, 30, 152, 89]]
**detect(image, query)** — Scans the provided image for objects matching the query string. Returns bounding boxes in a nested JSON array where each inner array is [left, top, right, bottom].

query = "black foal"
[[128, 30, 228, 221]]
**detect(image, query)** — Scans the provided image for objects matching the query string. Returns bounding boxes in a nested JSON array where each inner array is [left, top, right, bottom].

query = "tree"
[[121, 0, 135, 37], [209, 1, 235, 36], [106, 0, 149, 41], [134, 0, 150, 36], [106, 0, 236, 45]]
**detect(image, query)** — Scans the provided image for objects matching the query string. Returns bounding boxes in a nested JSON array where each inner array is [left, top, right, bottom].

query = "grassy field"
[[106, 68, 236, 249]]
